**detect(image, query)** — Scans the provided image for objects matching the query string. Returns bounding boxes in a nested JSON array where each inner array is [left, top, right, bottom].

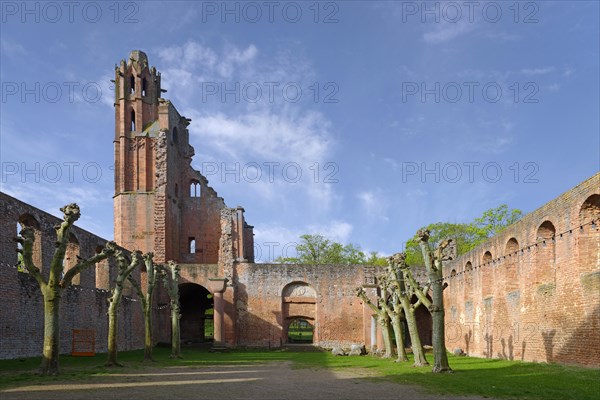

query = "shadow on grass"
[[0, 348, 598, 400]]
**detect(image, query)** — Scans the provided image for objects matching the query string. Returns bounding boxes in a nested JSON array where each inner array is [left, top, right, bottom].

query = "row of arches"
[[450, 194, 599, 295], [14, 213, 111, 289]]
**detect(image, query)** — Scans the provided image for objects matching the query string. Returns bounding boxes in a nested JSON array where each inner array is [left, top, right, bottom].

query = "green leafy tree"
[[275, 234, 368, 264], [472, 204, 523, 240], [405, 205, 522, 266], [366, 251, 388, 266]]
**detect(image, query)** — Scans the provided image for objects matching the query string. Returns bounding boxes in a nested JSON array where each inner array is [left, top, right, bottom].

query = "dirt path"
[[1, 362, 489, 400]]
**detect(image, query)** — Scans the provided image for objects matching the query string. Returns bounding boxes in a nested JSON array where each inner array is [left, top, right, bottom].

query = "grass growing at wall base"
[[0, 347, 598, 400]]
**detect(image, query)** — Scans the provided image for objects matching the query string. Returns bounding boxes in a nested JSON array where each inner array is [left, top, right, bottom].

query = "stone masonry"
[[0, 51, 597, 367]]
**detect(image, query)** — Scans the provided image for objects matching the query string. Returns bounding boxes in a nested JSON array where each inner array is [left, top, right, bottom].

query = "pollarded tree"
[[355, 287, 394, 358], [161, 261, 182, 359], [417, 229, 455, 373], [387, 253, 429, 367], [378, 274, 408, 362], [106, 249, 142, 367], [127, 252, 161, 361], [17, 204, 116, 375]]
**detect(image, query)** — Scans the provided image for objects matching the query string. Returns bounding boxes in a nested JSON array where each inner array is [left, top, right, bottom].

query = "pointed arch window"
[[142, 77, 147, 96], [131, 110, 136, 132]]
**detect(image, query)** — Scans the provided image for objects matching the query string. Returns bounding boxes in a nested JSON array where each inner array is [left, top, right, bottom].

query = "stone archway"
[[179, 283, 214, 343], [282, 282, 317, 344], [287, 318, 314, 344]]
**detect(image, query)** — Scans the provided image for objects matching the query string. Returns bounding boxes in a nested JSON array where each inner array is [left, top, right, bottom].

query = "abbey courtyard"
[[0, 47, 598, 399]]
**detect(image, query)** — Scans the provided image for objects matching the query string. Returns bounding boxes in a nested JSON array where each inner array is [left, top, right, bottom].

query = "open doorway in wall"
[[287, 318, 314, 344], [179, 283, 214, 343]]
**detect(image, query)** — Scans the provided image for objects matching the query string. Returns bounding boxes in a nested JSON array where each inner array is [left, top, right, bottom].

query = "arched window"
[[482, 251, 493, 297], [189, 237, 196, 254], [536, 221, 556, 285], [17, 214, 43, 272], [465, 261, 473, 297], [130, 110, 136, 132], [142, 77, 147, 97], [483, 251, 492, 264], [65, 233, 81, 285], [190, 180, 201, 197], [504, 238, 519, 292], [578, 194, 600, 275], [130, 75, 135, 95], [95, 245, 110, 290]]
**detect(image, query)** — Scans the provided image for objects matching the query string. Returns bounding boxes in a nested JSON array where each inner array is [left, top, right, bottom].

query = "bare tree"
[[106, 249, 142, 367], [127, 252, 161, 361], [17, 204, 116, 375], [355, 287, 394, 358], [161, 261, 182, 359], [417, 229, 454, 373], [388, 253, 429, 367], [378, 275, 408, 362]]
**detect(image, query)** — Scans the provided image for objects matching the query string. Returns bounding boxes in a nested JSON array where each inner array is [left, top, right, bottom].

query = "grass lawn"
[[0, 347, 598, 400]]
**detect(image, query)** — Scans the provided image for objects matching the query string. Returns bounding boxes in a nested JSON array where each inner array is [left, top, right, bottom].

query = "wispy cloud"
[[0, 38, 28, 60], [520, 67, 555, 75], [423, 21, 475, 44], [357, 189, 390, 221]]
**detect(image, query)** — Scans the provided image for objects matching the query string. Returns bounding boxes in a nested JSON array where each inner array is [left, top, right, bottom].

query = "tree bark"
[[390, 314, 408, 362], [128, 253, 159, 362], [39, 287, 60, 375], [356, 288, 393, 358], [17, 204, 115, 376], [106, 250, 142, 367], [161, 261, 182, 359], [418, 230, 452, 373], [379, 291, 408, 362], [388, 254, 429, 367]]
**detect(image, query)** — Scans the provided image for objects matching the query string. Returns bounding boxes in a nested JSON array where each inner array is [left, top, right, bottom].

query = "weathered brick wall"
[[444, 173, 600, 366], [0, 192, 144, 359], [234, 263, 368, 348]]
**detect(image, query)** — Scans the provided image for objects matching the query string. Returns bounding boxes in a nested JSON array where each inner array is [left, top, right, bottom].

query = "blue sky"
[[1, 1, 598, 261]]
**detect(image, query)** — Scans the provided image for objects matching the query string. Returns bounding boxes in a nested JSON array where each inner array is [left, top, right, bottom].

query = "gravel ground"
[[1, 362, 491, 400]]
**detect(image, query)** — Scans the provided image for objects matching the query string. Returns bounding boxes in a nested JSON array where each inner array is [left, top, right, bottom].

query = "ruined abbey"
[[0, 51, 598, 367]]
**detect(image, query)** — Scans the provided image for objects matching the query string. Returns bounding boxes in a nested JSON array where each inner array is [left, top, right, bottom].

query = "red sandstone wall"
[[234, 263, 367, 348], [443, 173, 600, 366], [0, 192, 144, 359]]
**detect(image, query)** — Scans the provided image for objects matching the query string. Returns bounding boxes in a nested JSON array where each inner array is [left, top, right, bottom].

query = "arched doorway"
[[179, 283, 214, 343], [281, 282, 317, 344], [287, 318, 314, 344]]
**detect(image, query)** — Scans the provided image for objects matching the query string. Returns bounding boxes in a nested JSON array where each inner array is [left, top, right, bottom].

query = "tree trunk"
[[143, 304, 153, 361], [430, 269, 451, 372], [106, 286, 123, 367], [38, 289, 60, 375], [106, 250, 141, 367], [161, 261, 182, 359], [18, 204, 116, 376], [388, 253, 429, 367], [380, 314, 394, 358], [404, 305, 429, 366], [418, 231, 452, 373], [391, 315, 408, 362], [170, 300, 181, 358]]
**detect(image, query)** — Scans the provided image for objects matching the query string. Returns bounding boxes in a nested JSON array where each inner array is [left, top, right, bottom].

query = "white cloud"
[[156, 41, 257, 79], [0, 38, 27, 59], [423, 22, 475, 44], [357, 189, 390, 222], [520, 67, 555, 75]]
